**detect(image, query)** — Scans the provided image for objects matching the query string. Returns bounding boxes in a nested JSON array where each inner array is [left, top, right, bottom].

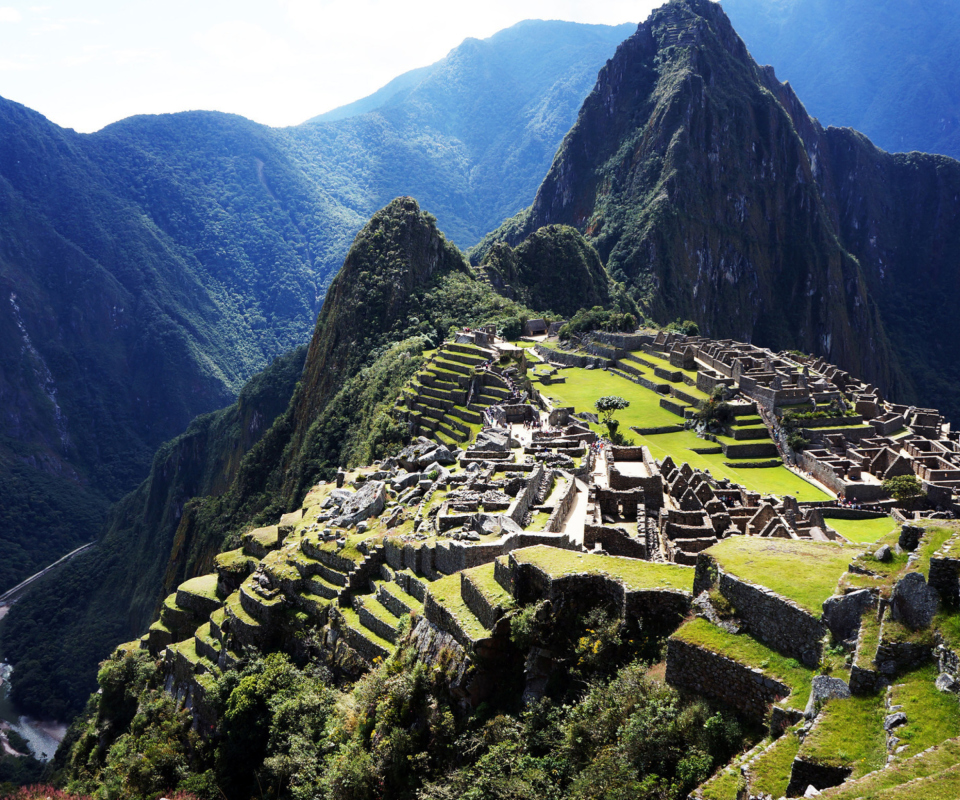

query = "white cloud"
[[0, 7, 22, 22], [195, 19, 302, 74]]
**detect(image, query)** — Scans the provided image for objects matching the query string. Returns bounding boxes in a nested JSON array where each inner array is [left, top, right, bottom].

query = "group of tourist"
[[835, 495, 876, 511]]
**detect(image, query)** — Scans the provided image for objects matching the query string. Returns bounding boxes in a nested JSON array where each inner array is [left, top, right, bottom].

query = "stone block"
[[890, 571, 939, 630], [821, 589, 875, 644]]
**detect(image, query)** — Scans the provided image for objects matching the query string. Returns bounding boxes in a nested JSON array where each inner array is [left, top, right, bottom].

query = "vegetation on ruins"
[[557, 306, 638, 340], [595, 394, 630, 441], [665, 319, 700, 336], [696, 388, 735, 431], [883, 474, 924, 504]]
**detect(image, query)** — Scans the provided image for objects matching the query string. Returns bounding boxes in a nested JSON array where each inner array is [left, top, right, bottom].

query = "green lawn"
[[535, 366, 828, 499], [826, 516, 898, 544], [635, 429, 828, 500], [707, 537, 853, 616], [800, 694, 887, 779], [890, 665, 960, 759], [749, 729, 802, 798], [512, 544, 694, 593], [534, 366, 685, 429], [823, 738, 960, 800], [673, 618, 812, 709]]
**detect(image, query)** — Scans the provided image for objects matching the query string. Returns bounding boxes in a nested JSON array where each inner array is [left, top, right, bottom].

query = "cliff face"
[[485, 0, 960, 413]]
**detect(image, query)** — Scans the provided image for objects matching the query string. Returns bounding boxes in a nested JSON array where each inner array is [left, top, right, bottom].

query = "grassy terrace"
[[674, 619, 812, 709], [890, 665, 960, 758], [822, 738, 960, 799], [913, 525, 956, 578], [427, 573, 489, 641], [855, 611, 881, 670], [827, 516, 898, 544], [799, 694, 887, 779], [463, 563, 515, 611], [512, 545, 694, 593], [749, 729, 802, 799], [179, 573, 220, 600], [533, 366, 828, 500], [707, 536, 853, 616], [338, 607, 394, 653], [637, 430, 827, 500]]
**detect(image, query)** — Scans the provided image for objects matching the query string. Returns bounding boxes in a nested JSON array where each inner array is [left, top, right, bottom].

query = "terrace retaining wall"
[[665, 638, 792, 724], [693, 553, 825, 667]]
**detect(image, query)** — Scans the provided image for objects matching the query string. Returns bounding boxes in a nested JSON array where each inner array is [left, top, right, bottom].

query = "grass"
[[822, 738, 960, 799], [749, 729, 802, 798], [177, 573, 218, 600], [889, 664, 960, 758], [635, 429, 828, 500], [532, 365, 828, 499], [427, 573, 489, 641], [673, 619, 812, 708], [855, 610, 881, 669], [935, 610, 960, 651], [533, 366, 685, 429], [700, 766, 747, 800], [707, 536, 853, 616], [800, 694, 887, 778], [826, 516, 898, 544], [338, 607, 394, 653], [512, 544, 694, 593], [379, 580, 425, 615], [357, 595, 400, 626], [527, 510, 552, 532], [463, 563, 515, 610], [914, 525, 956, 579]]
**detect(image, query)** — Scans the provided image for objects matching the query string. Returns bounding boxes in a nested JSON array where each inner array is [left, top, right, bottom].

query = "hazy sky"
[[0, 0, 665, 133]]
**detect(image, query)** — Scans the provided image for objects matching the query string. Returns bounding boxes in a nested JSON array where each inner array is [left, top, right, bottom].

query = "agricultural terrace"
[[533, 366, 829, 501], [706, 537, 854, 616], [826, 515, 898, 543], [512, 545, 694, 593]]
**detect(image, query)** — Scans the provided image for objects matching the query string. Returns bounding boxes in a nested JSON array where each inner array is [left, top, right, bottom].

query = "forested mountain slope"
[[721, 0, 960, 160], [479, 0, 960, 419]]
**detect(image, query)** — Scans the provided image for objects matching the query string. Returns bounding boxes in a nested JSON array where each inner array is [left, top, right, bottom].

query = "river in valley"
[[0, 605, 68, 762]]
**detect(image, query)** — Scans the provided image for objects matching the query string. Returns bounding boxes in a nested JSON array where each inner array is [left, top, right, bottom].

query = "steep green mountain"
[[1, 198, 532, 719], [480, 0, 960, 419], [477, 224, 623, 316], [0, 347, 305, 720], [0, 20, 629, 593], [721, 0, 960, 160]]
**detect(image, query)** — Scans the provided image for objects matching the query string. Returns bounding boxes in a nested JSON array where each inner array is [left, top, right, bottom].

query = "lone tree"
[[883, 474, 924, 504], [595, 395, 630, 438]]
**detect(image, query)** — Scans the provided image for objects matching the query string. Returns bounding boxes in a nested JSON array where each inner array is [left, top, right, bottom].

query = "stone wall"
[[507, 555, 690, 632], [584, 524, 647, 559], [929, 555, 960, 607], [590, 331, 654, 350], [511, 464, 545, 525], [546, 476, 578, 532], [665, 638, 791, 724], [534, 343, 608, 369], [694, 553, 825, 667]]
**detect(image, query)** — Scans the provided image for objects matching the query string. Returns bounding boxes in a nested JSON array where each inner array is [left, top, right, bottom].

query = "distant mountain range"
[[0, 19, 631, 596], [721, 0, 960, 160]]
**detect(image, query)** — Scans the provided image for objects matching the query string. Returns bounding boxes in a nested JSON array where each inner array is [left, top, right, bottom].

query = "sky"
[[0, 0, 665, 133]]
